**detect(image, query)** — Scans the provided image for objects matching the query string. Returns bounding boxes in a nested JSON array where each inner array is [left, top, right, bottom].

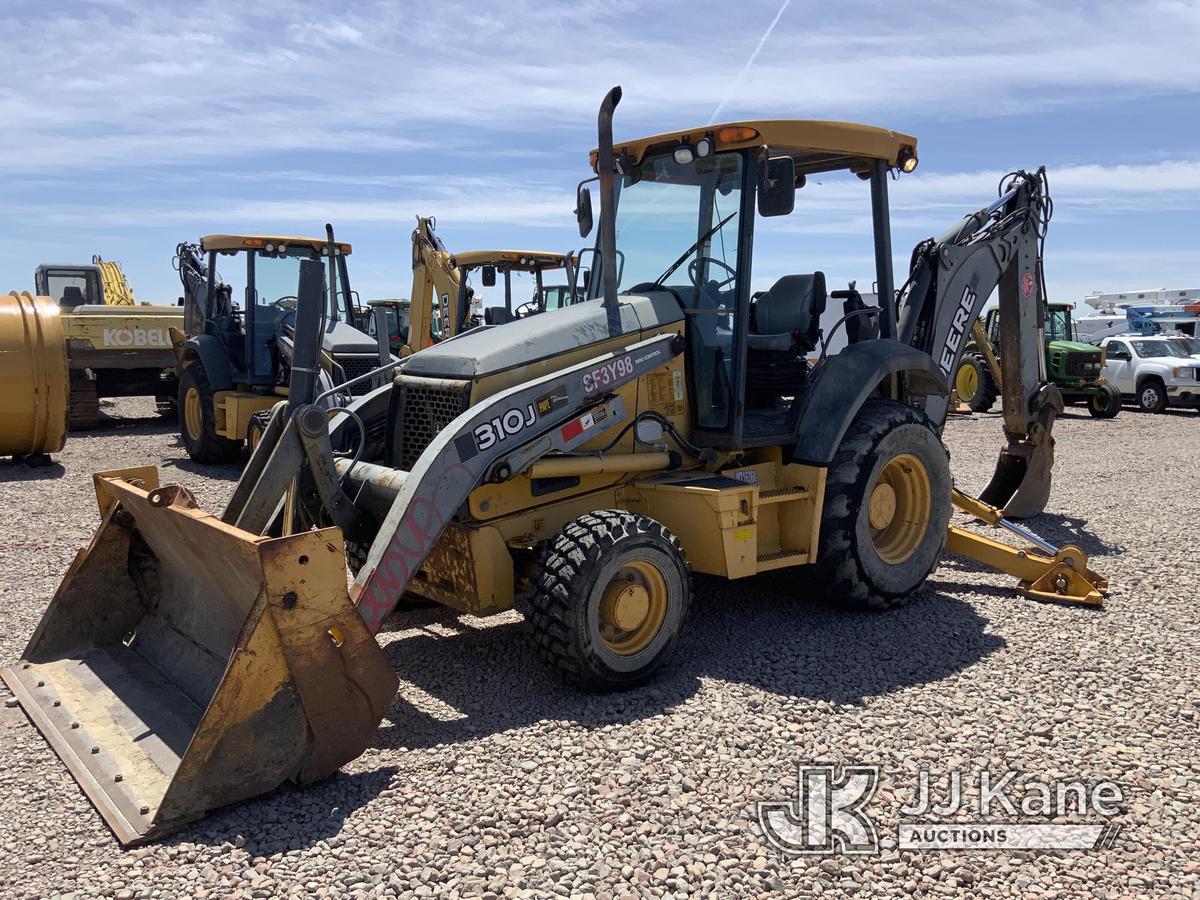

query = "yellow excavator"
[[3, 88, 1107, 845], [33, 258, 183, 428]]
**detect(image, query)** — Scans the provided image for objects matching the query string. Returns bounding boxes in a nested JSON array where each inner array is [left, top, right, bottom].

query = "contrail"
[[709, 0, 792, 123]]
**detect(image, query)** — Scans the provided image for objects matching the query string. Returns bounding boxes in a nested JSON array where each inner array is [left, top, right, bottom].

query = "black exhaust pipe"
[[597, 86, 622, 322]]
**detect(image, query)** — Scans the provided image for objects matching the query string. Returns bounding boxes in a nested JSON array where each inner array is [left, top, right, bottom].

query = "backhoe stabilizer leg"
[[948, 489, 1107, 607]]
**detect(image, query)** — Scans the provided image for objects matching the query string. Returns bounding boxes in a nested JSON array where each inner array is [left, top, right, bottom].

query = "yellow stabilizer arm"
[[947, 488, 1107, 607]]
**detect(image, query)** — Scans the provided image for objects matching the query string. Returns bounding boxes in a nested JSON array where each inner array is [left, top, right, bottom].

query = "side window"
[[1107, 341, 1129, 359]]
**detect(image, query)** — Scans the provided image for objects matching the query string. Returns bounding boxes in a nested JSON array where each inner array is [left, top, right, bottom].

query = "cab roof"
[[450, 250, 569, 271], [200, 234, 352, 254], [598, 120, 918, 174]]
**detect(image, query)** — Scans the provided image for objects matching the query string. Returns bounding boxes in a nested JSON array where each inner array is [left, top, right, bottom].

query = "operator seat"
[[60, 286, 87, 309], [746, 273, 826, 407]]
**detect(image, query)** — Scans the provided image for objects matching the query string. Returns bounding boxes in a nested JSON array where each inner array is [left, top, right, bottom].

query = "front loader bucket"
[[1, 469, 397, 845]]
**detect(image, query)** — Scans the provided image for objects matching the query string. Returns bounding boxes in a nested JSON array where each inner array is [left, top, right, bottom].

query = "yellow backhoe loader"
[[171, 229, 393, 462], [3, 88, 1107, 845], [33, 258, 183, 428], [403, 216, 580, 355]]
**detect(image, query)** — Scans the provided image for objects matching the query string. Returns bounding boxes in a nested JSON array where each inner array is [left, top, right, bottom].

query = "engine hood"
[[400, 293, 684, 379], [321, 318, 377, 354], [1048, 340, 1101, 354]]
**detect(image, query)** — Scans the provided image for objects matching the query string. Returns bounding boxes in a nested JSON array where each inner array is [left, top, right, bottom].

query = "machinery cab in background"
[[35, 263, 105, 308], [173, 232, 388, 462], [407, 215, 584, 353], [463, 250, 581, 324]]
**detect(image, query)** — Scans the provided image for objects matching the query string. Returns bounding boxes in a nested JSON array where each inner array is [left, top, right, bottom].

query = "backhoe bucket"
[[980, 385, 1063, 520], [0, 469, 398, 845], [979, 435, 1054, 519]]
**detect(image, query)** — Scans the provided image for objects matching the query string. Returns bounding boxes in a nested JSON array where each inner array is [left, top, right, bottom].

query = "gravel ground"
[[1, 397, 1197, 899]]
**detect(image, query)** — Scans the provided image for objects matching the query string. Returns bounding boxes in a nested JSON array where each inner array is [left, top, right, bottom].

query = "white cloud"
[[0, 0, 1196, 173]]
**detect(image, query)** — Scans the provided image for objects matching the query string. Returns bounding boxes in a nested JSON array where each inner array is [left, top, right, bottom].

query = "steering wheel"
[[687, 257, 737, 291], [271, 296, 299, 310], [515, 300, 540, 318]]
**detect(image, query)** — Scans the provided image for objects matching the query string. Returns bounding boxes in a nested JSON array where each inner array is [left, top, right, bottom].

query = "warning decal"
[[646, 371, 685, 417]]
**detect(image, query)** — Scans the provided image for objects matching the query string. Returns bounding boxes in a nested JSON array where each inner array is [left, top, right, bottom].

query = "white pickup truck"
[[1100, 335, 1200, 412]]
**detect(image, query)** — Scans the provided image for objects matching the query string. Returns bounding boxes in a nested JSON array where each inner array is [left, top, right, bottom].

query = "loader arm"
[[899, 168, 1062, 518]]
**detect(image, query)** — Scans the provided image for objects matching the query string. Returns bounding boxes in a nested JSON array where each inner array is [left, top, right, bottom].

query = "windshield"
[[596, 150, 746, 430], [602, 151, 745, 301], [1132, 340, 1181, 358], [1170, 337, 1200, 355], [253, 248, 348, 322], [1046, 307, 1073, 342], [45, 269, 101, 307]]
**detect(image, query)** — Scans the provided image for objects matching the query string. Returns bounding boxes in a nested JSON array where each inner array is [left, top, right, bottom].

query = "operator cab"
[[452, 251, 578, 326], [193, 235, 358, 385], [34, 264, 104, 308], [581, 120, 918, 450]]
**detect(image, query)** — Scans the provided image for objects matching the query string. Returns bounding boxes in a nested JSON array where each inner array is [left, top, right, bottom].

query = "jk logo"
[[758, 764, 880, 855]]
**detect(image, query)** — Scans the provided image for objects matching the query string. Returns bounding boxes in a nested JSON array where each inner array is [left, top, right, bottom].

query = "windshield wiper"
[[651, 211, 737, 287]]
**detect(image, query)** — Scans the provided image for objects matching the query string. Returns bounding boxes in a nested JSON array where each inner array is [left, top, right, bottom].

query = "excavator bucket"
[[0, 469, 397, 845]]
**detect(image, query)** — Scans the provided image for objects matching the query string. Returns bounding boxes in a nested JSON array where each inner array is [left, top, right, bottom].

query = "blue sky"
[[2, 0, 1197, 308]]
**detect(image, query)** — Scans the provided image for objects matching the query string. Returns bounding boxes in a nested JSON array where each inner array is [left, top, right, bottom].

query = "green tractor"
[[956, 302, 1121, 418]]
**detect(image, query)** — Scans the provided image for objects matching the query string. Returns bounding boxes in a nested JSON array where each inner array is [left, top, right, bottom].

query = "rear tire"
[[68, 371, 99, 430], [246, 409, 271, 452], [955, 353, 998, 413], [1136, 380, 1167, 414], [178, 362, 241, 464], [1087, 384, 1121, 419], [811, 399, 951, 610], [529, 510, 690, 691], [156, 395, 178, 420]]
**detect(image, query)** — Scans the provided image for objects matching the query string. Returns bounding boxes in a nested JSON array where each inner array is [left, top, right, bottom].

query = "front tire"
[[246, 409, 271, 452], [178, 362, 241, 463], [1137, 380, 1168, 414], [529, 510, 690, 691], [955, 353, 998, 413], [811, 399, 952, 610], [1087, 384, 1121, 419]]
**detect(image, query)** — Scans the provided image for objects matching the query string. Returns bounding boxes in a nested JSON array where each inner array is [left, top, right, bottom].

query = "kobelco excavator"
[[2, 88, 1106, 845]]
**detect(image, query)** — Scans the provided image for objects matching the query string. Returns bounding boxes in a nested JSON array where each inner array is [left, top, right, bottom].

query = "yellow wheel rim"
[[248, 422, 263, 451], [183, 386, 204, 441], [598, 559, 668, 656], [868, 453, 932, 564], [955, 362, 979, 402]]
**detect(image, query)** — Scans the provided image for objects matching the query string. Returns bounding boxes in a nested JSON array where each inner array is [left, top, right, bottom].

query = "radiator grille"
[[394, 376, 473, 469], [334, 354, 381, 396], [1065, 351, 1101, 376]]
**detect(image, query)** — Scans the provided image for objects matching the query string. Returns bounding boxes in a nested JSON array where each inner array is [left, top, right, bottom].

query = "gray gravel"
[[1, 397, 1197, 898]]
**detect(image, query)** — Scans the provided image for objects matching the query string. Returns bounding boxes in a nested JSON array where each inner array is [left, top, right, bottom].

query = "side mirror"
[[576, 186, 594, 238], [580, 268, 591, 293], [482, 265, 497, 287], [758, 156, 796, 217]]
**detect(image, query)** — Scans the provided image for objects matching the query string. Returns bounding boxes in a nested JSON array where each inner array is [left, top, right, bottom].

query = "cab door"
[[1103, 339, 1134, 392]]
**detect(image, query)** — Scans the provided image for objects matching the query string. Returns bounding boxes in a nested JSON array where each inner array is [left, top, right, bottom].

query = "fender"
[[182, 333, 234, 391], [791, 340, 947, 467]]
